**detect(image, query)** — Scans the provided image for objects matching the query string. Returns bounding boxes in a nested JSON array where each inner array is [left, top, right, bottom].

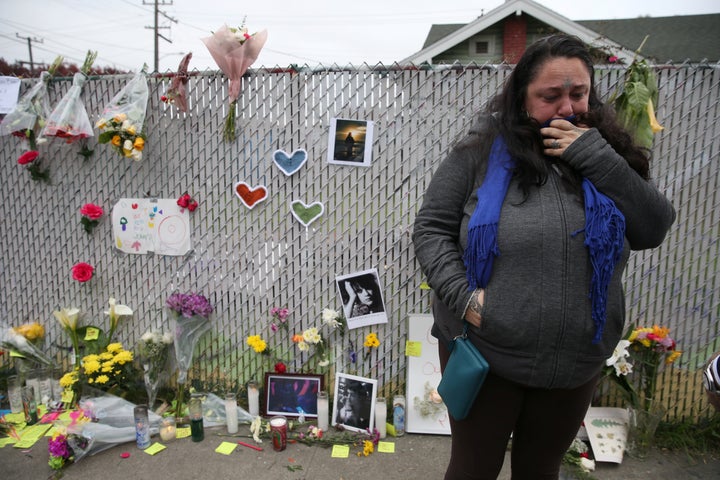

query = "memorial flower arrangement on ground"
[[604, 324, 681, 454], [562, 438, 595, 474], [60, 342, 138, 397], [136, 331, 174, 409], [96, 67, 149, 161], [79, 203, 104, 234], [42, 51, 97, 145], [249, 416, 379, 455], [202, 21, 268, 141], [0, 321, 53, 373], [166, 292, 213, 420], [605, 324, 682, 412]]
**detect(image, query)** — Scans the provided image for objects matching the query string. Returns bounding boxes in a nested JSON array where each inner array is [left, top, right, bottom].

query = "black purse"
[[437, 323, 489, 420]]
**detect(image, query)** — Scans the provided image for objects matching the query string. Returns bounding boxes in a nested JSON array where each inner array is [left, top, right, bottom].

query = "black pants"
[[439, 341, 599, 480]]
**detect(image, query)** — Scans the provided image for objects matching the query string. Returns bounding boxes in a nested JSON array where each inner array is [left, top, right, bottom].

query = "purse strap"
[[446, 322, 470, 352]]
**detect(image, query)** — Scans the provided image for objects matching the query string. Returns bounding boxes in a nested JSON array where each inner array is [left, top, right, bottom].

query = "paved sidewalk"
[[1, 425, 719, 479]]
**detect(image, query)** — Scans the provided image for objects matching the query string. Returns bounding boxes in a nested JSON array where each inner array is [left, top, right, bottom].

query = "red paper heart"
[[131, 203, 138, 209], [234, 182, 268, 209]]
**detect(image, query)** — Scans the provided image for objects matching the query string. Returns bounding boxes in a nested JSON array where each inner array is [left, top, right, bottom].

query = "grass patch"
[[655, 414, 720, 456]]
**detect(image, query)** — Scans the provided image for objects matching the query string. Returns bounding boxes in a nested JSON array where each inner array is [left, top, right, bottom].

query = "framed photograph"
[[263, 373, 324, 418], [327, 117, 374, 167], [335, 268, 388, 329], [332, 372, 377, 432]]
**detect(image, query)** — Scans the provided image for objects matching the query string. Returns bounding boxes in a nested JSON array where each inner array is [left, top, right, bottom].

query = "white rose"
[[580, 457, 595, 472]]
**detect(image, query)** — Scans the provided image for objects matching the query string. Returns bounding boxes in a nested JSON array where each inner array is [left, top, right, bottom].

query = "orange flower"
[[292, 334, 303, 343], [111, 135, 121, 147], [133, 137, 145, 150]]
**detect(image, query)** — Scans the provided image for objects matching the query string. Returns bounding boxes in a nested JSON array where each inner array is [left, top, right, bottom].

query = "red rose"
[[80, 203, 104, 220], [274, 362, 287, 374], [187, 200, 198, 212], [177, 193, 191, 208], [18, 150, 40, 165], [71, 262, 94, 283]]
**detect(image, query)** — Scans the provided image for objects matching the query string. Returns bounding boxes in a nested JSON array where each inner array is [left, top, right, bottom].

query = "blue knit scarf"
[[462, 136, 625, 343]]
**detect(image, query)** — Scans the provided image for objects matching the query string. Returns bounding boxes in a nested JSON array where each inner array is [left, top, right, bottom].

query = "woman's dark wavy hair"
[[468, 34, 650, 196]]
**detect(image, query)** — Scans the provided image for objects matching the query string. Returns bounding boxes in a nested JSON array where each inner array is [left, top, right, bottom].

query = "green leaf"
[[97, 131, 115, 144]]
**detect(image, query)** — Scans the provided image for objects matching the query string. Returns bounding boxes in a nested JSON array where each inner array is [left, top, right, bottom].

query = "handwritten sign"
[[112, 199, 191, 256], [0, 76, 21, 114]]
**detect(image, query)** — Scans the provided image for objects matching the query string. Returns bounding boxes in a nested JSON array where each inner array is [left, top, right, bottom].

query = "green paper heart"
[[291, 200, 324, 227]]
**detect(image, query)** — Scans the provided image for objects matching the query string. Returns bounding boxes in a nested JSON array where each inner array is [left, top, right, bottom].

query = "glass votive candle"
[[225, 393, 238, 434], [375, 397, 387, 439], [160, 416, 177, 442], [247, 380, 260, 417], [189, 395, 204, 442], [316, 391, 329, 431]]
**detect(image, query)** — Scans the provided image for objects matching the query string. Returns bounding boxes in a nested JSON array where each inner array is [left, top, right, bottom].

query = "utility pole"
[[143, 0, 177, 72], [16, 33, 43, 72]]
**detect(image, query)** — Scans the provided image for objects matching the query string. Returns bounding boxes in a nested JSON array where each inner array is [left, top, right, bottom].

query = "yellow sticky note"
[[0, 437, 17, 447], [144, 442, 166, 455], [386, 423, 397, 437], [420, 281, 431, 290], [61, 389, 74, 404], [331, 444, 350, 458], [377, 441, 395, 453], [176, 427, 191, 439], [405, 341, 422, 357], [215, 441, 237, 455], [84, 327, 100, 341], [14, 424, 51, 449], [4, 412, 25, 424]]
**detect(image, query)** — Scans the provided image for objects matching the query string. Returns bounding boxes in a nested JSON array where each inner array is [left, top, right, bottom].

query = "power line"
[[15, 33, 43, 71], [143, 0, 177, 72]]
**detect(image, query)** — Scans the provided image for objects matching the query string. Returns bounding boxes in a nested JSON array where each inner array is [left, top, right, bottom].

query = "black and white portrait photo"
[[332, 373, 377, 432], [336, 268, 388, 329]]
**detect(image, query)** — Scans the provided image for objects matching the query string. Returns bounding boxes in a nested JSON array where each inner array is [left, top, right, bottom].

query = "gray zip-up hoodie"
[[412, 123, 676, 389]]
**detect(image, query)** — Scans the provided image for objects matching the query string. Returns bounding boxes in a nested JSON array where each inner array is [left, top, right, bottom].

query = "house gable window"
[[469, 35, 495, 58]]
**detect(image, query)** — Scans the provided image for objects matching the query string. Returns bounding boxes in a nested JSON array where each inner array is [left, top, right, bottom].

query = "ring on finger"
[[550, 140, 560, 149]]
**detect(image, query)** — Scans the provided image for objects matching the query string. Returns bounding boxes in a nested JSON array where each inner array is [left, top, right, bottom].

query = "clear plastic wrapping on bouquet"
[[64, 388, 161, 461], [0, 324, 53, 366], [95, 69, 149, 161], [0, 72, 51, 136], [41, 72, 94, 143], [171, 313, 212, 385], [194, 392, 254, 427]]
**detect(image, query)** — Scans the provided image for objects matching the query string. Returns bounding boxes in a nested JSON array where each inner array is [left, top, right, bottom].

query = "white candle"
[[375, 397, 387, 439], [317, 391, 329, 431], [248, 382, 260, 417], [225, 394, 238, 434], [159, 418, 176, 442]]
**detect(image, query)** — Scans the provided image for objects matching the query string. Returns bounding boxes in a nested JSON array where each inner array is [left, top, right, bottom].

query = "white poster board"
[[405, 313, 450, 435], [584, 406, 629, 463], [112, 198, 191, 255]]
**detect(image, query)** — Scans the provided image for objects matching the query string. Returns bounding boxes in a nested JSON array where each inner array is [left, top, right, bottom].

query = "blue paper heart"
[[273, 149, 308, 176]]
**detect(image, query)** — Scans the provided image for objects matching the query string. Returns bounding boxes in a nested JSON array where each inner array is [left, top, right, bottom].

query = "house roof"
[[401, 0, 637, 65], [576, 14, 720, 63]]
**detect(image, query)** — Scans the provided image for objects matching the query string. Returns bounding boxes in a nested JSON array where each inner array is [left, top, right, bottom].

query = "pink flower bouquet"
[[161, 52, 193, 113], [202, 23, 268, 141]]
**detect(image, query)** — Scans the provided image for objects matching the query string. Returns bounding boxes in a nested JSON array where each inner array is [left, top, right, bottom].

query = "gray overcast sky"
[[1, 0, 718, 72]]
